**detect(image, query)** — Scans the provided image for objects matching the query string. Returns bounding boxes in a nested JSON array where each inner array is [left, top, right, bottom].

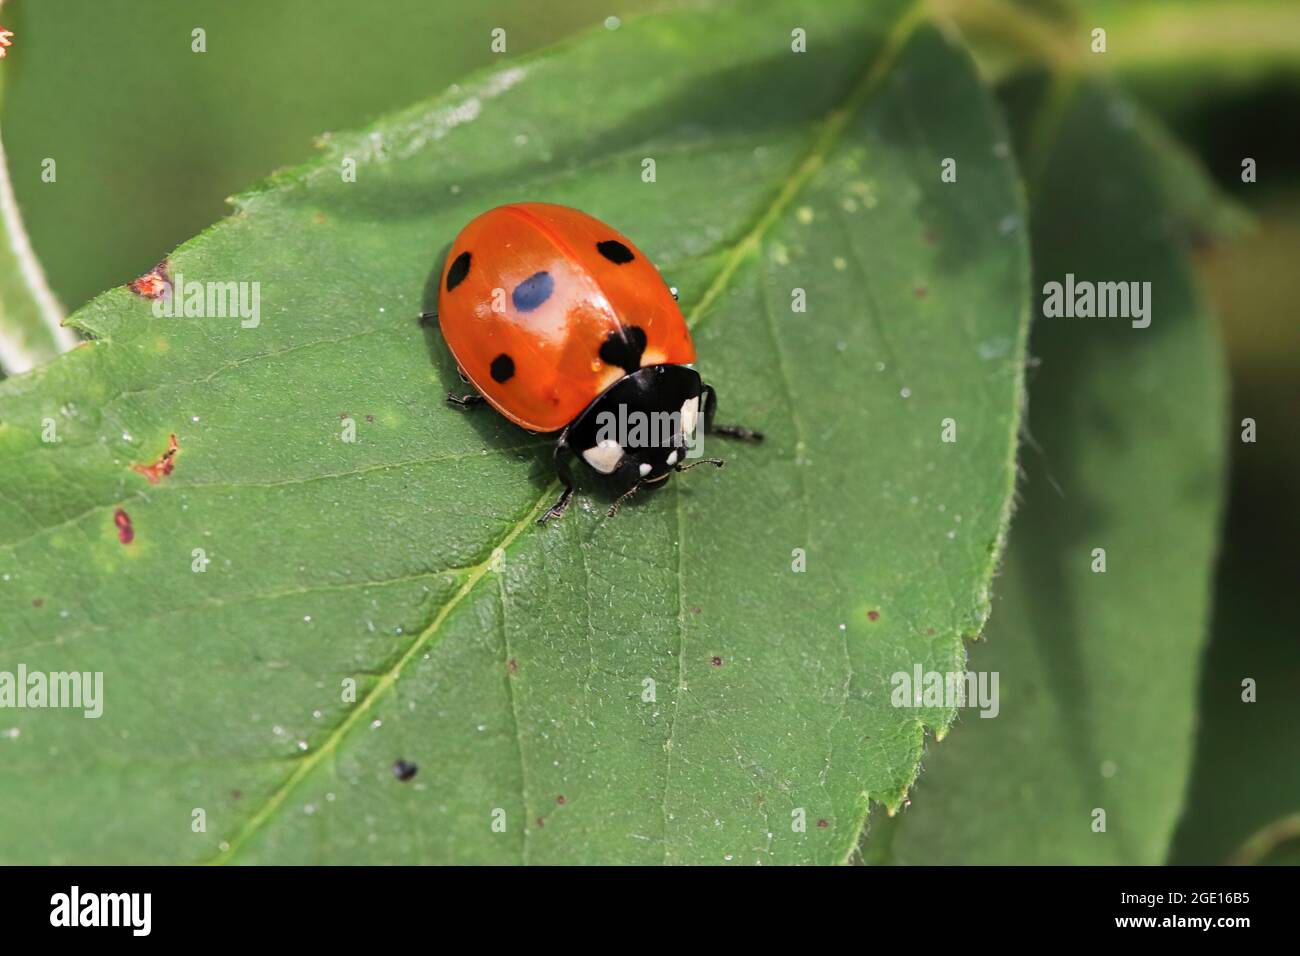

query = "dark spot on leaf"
[[711, 656, 723, 668], [507, 658, 518, 673], [512, 271, 554, 311], [556, 795, 566, 805], [691, 606, 702, 615], [490, 353, 515, 383], [365, 415, 374, 424], [867, 610, 880, 621], [536, 817, 545, 828], [914, 286, 928, 298], [129, 261, 171, 299], [131, 433, 180, 484], [817, 818, 829, 829], [598, 325, 647, 374], [230, 789, 243, 800], [31, 598, 43, 608], [114, 509, 134, 545], [392, 759, 418, 782], [596, 239, 634, 264], [446, 251, 471, 291]]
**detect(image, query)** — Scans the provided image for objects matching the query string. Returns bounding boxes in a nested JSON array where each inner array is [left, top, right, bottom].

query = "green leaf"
[[0, 0, 1031, 864], [873, 78, 1228, 865]]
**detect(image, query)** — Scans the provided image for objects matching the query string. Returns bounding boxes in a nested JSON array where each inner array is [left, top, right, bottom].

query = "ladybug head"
[[567, 364, 704, 487]]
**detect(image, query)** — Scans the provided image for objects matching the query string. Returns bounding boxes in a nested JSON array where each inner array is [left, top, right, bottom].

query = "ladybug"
[[429, 202, 761, 524]]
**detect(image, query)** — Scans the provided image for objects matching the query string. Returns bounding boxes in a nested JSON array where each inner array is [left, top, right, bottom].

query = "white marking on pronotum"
[[638, 462, 652, 477], [582, 439, 624, 475], [0, 129, 76, 373], [680, 397, 700, 438]]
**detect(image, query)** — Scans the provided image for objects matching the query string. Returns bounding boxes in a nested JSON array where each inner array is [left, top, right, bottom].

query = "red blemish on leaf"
[[536, 817, 545, 828], [555, 795, 566, 805], [131, 433, 180, 483], [507, 658, 518, 673], [923, 229, 937, 244], [114, 509, 134, 545], [710, 656, 724, 668], [31, 598, 43, 608], [129, 261, 171, 299], [817, 818, 829, 828], [913, 286, 928, 298], [867, 610, 880, 621]]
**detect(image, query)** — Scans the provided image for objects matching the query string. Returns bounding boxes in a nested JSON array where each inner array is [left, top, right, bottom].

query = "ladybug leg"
[[446, 390, 485, 409], [700, 384, 764, 442], [606, 481, 643, 518], [446, 367, 484, 409], [418, 311, 437, 326], [538, 441, 577, 525]]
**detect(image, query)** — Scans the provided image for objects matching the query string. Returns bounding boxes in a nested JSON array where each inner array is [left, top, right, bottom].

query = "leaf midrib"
[[210, 0, 927, 864]]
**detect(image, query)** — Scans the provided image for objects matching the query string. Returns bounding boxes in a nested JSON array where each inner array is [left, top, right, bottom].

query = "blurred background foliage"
[[0, 0, 1295, 863], [0, 0, 661, 310]]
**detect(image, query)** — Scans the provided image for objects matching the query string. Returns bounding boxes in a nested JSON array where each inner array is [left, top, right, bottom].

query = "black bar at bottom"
[[0, 865, 1289, 939]]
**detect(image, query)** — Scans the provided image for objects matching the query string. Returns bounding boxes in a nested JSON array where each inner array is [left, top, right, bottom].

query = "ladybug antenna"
[[674, 458, 725, 473]]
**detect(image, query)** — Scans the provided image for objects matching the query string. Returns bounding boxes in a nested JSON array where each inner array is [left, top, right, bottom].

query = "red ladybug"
[[431, 202, 761, 524]]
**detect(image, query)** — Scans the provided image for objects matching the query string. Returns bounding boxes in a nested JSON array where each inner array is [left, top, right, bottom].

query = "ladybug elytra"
[[430, 202, 761, 524]]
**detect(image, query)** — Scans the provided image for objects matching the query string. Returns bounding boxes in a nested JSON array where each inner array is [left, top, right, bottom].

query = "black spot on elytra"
[[490, 353, 515, 383], [446, 251, 471, 291], [599, 326, 647, 374], [596, 239, 635, 264]]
